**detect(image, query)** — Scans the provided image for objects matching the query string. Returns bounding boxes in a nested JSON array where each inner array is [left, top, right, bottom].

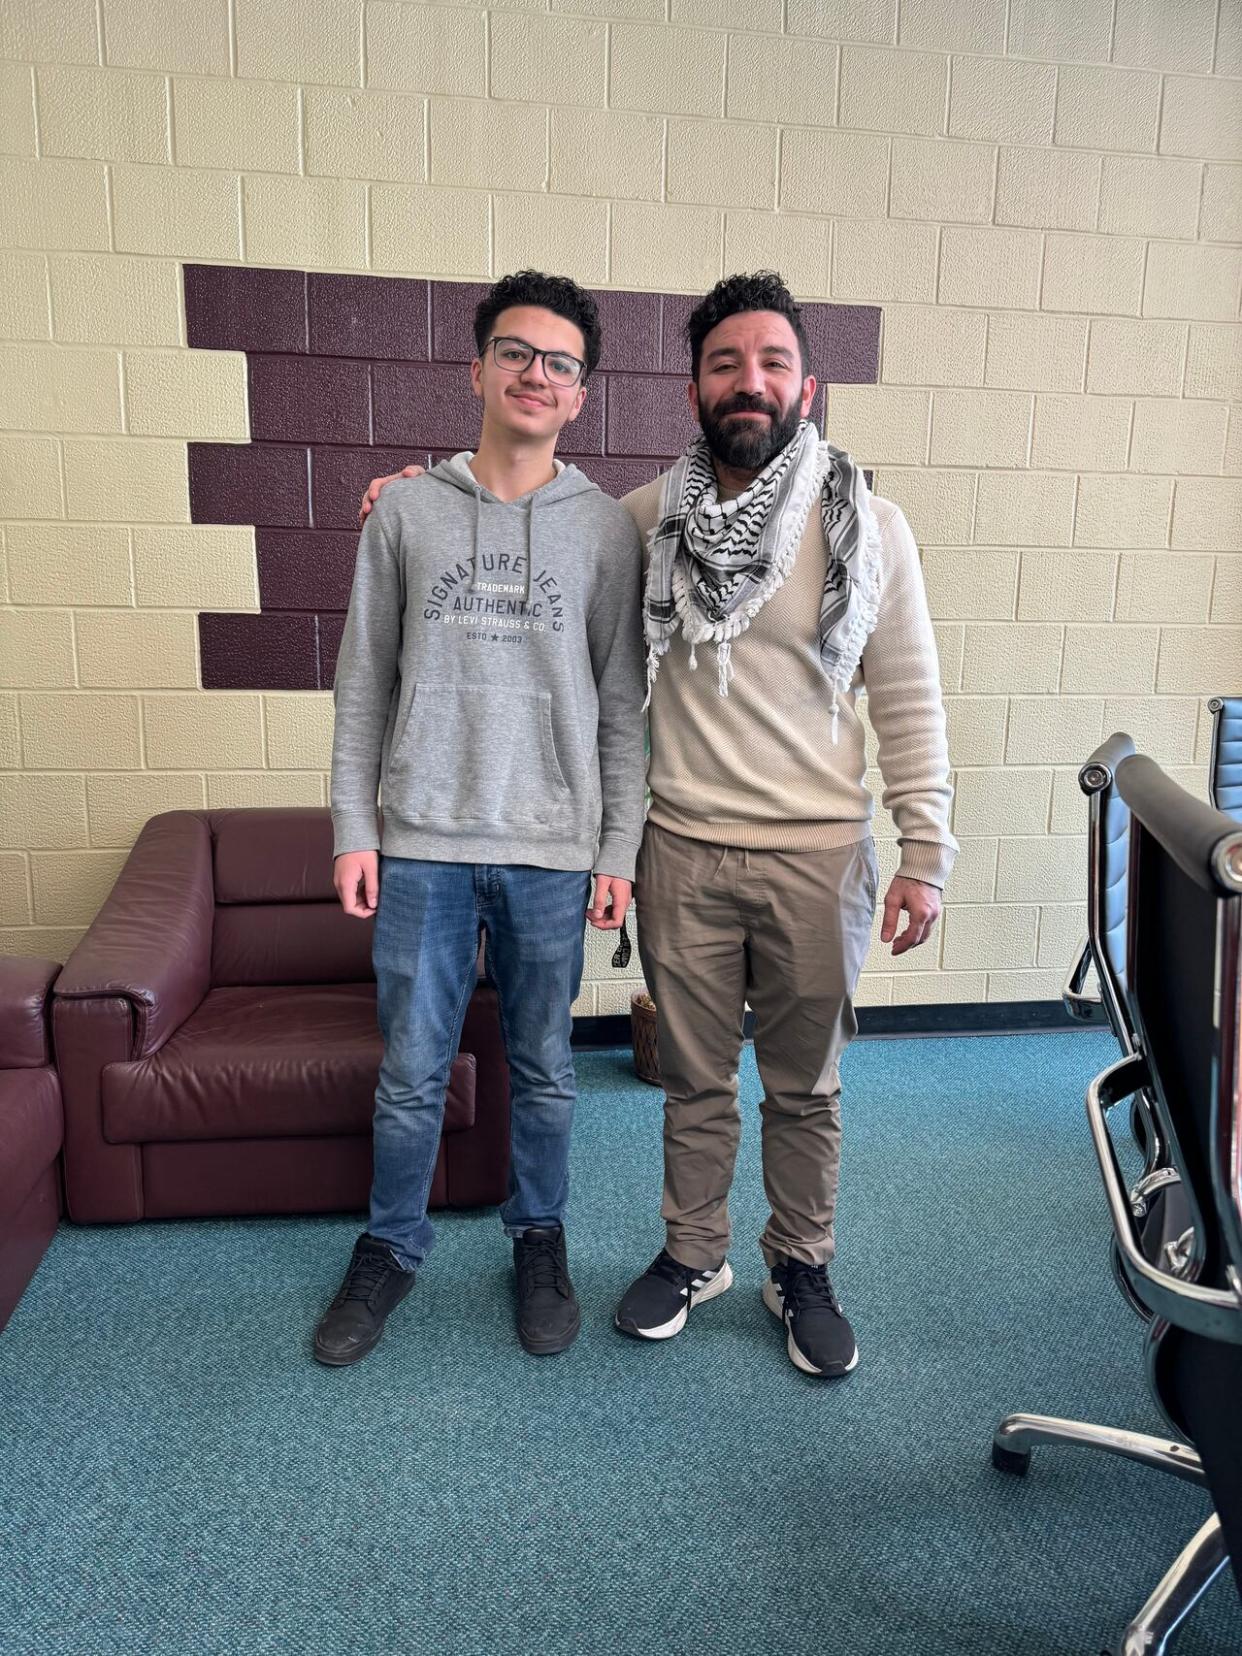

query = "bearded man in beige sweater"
[[362, 271, 956, 1381]]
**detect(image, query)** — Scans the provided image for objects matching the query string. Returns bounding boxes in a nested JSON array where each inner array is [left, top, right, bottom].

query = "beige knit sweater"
[[623, 478, 957, 890]]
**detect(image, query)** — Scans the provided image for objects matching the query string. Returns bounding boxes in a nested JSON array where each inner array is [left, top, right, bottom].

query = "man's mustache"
[[714, 395, 780, 419]]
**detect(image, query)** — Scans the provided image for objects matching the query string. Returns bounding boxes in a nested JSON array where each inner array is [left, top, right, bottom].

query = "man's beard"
[[698, 392, 803, 471]]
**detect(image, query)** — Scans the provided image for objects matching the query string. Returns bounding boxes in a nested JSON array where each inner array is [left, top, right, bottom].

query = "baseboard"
[[571, 999, 1107, 1050]]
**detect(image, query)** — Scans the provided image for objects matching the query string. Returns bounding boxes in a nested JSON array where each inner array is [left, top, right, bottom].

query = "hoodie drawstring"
[[468, 489, 536, 606]]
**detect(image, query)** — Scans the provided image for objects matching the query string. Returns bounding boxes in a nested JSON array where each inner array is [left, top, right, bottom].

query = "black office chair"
[[994, 756, 1242, 1655], [1063, 735, 1189, 1305], [1208, 696, 1242, 819]]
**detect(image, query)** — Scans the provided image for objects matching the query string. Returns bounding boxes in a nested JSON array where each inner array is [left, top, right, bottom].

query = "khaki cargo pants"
[[635, 822, 878, 1271]]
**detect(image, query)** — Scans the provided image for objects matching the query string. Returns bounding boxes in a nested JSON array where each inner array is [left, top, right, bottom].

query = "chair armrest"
[[54, 811, 214, 1059], [1086, 1054, 1242, 1344], [0, 956, 59, 1068], [1079, 731, 1136, 793]]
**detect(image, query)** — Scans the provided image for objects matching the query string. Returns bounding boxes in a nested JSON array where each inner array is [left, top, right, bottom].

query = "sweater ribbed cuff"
[[896, 838, 956, 891], [331, 812, 381, 860], [594, 835, 640, 884]]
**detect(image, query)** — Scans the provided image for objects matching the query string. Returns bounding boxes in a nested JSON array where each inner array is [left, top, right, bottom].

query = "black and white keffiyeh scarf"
[[642, 418, 882, 738]]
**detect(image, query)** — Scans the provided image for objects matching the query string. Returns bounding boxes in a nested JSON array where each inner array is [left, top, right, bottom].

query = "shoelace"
[[341, 1246, 400, 1304], [518, 1233, 570, 1297], [780, 1263, 841, 1316]]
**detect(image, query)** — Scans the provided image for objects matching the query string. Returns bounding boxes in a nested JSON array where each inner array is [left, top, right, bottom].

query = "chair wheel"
[[992, 1441, 1031, 1476]]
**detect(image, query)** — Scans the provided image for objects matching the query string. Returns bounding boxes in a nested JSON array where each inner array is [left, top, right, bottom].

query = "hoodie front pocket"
[[386, 681, 572, 829]]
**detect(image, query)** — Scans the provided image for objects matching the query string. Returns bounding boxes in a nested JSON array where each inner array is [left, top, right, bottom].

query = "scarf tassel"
[[716, 638, 733, 697]]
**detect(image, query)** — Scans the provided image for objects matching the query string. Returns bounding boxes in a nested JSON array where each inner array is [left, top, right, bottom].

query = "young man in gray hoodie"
[[316, 272, 646, 1366]]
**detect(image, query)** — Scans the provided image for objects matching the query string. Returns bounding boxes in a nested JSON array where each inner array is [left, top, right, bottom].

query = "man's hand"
[[588, 875, 631, 931], [880, 875, 941, 956], [335, 850, 379, 917], [359, 465, 425, 524]]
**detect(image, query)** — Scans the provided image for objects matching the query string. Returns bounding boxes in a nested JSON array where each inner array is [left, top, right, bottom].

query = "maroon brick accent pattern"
[[184, 267, 881, 691]]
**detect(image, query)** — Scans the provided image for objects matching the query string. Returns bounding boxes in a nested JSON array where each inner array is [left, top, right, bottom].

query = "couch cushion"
[[211, 902, 375, 987], [0, 1068, 63, 1227], [212, 808, 337, 904], [209, 807, 376, 988], [100, 984, 476, 1144]]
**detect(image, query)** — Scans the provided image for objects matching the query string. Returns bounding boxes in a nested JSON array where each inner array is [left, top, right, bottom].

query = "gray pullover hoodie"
[[330, 453, 647, 881]]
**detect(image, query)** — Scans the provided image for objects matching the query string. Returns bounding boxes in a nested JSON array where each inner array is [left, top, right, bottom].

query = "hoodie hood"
[[428, 451, 600, 606]]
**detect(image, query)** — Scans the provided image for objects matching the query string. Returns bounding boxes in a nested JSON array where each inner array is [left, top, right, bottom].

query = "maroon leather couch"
[[1, 957, 63, 1332], [52, 808, 510, 1224]]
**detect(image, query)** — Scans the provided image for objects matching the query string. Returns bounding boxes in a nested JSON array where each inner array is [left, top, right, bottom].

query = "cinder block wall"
[[0, 0, 1238, 1015]]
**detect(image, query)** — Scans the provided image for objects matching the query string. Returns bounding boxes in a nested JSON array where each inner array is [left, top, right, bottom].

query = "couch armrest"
[[54, 996, 143, 1222], [0, 957, 59, 1069], [54, 811, 214, 1060]]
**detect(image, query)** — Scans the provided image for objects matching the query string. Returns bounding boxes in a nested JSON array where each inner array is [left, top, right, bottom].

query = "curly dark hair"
[[685, 271, 810, 381], [473, 270, 602, 379]]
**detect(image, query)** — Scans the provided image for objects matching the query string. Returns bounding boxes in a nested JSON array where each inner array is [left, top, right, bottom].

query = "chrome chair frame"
[[1062, 734, 1136, 1048], [995, 757, 1242, 1656]]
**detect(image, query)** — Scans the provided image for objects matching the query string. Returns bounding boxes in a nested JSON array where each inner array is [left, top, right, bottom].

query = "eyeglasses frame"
[[483, 334, 587, 389]]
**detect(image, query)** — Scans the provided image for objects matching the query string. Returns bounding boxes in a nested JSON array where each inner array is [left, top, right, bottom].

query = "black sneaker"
[[762, 1259, 858, 1377], [313, 1233, 416, 1367], [513, 1226, 580, 1355], [615, 1248, 733, 1340]]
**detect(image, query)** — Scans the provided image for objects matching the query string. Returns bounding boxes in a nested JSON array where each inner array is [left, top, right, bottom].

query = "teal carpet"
[[3, 1033, 1240, 1656]]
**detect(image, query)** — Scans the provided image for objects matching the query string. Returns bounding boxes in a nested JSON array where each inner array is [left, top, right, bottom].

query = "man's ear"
[[800, 374, 817, 418], [566, 382, 588, 422], [688, 379, 700, 419], [470, 358, 484, 402]]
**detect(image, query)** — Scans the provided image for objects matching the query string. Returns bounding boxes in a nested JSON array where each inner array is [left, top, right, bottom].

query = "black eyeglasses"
[[486, 335, 586, 388]]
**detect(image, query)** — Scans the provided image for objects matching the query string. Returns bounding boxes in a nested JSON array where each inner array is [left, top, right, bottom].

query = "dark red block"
[[249, 355, 373, 446], [561, 377, 605, 455], [199, 612, 318, 690], [605, 374, 698, 458], [188, 443, 310, 527], [803, 303, 881, 385], [310, 445, 429, 530], [563, 456, 662, 499], [309, 273, 430, 361], [184, 265, 307, 354], [317, 614, 346, 688], [660, 295, 695, 376], [594, 291, 661, 374], [256, 528, 359, 612], [431, 282, 489, 362], [372, 361, 483, 448]]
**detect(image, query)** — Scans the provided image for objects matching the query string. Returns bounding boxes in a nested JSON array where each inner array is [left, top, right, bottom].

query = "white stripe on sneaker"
[[620, 1259, 734, 1340]]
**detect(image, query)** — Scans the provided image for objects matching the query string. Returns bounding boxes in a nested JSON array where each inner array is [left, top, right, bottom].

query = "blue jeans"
[[368, 856, 591, 1271]]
